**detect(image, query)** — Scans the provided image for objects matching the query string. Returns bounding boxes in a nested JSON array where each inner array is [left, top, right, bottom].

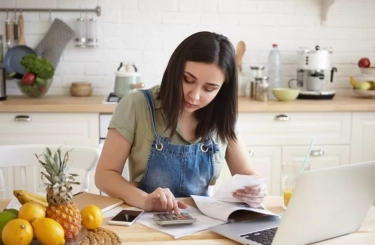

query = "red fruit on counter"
[[358, 58, 371, 68], [22, 73, 36, 85]]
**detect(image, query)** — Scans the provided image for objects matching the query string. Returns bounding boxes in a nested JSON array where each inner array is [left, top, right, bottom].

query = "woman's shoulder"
[[118, 85, 160, 107]]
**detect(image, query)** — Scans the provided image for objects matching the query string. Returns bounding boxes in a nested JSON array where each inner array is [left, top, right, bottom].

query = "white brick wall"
[[1, 0, 375, 96]]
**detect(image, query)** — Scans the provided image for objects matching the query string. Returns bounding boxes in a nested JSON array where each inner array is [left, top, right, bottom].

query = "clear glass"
[[75, 18, 86, 47], [281, 161, 310, 209], [86, 18, 98, 47]]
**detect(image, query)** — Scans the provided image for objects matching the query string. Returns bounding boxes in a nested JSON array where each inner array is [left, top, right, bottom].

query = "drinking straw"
[[300, 138, 315, 174]]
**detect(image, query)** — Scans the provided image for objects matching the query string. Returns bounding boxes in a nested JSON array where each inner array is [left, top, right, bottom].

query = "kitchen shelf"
[[0, 5, 101, 17]]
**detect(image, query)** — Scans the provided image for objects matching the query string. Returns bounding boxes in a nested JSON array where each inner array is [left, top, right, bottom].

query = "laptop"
[[209, 161, 375, 245]]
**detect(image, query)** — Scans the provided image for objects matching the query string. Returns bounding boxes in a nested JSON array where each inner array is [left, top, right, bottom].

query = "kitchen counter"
[[0, 95, 374, 113]]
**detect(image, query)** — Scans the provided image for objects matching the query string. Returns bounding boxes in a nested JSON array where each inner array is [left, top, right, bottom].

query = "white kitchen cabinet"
[[0, 113, 99, 146], [350, 112, 375, 163], [282, 145, 350, 170], [248, 146, 281, 196], [212, 112, 352, 197], [238, 112, 351, 146]]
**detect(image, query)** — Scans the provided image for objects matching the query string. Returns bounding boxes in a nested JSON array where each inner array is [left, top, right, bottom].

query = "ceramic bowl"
[[272, 88, 300, 101]]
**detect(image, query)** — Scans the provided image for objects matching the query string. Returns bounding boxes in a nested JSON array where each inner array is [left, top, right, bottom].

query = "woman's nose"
[[189, 88, 200, 101]]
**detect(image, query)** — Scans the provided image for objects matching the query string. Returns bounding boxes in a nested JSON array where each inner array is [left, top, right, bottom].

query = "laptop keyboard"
[[240, 227, 278, 245]]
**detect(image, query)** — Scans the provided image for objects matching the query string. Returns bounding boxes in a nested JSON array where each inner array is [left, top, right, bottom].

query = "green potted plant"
[[16, 54, 55, 98]]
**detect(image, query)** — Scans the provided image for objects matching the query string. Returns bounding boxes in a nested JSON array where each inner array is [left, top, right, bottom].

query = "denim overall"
[[138, 89, 219, 197]]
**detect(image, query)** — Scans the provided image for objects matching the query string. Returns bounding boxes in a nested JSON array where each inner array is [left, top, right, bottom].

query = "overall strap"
[[140, 89, 158, 137]]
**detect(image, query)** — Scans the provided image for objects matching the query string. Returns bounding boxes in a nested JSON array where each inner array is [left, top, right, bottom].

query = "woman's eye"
[[184, 76, 194, 83], [204, 87, 215, 92]]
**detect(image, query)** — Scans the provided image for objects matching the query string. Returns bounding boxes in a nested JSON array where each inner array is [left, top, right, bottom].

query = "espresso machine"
[[289, 46, 337, 99]]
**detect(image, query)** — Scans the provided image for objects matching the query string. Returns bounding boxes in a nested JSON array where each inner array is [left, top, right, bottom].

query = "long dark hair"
[[158, 31, 238, 143]]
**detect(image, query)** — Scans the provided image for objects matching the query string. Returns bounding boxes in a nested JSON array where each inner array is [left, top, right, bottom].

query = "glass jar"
[[255, 77, 269, 102], [75, 17, 86, 47], [250, 66, 265, 78], [246, 66, 265, 99], [86, 18, 98, 48]]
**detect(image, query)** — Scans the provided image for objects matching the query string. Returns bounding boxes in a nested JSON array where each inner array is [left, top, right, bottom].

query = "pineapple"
[[36, 147, 82, 239]]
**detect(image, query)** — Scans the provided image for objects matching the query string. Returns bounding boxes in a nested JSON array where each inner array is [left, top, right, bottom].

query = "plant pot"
[[17, 78, 52, 98]]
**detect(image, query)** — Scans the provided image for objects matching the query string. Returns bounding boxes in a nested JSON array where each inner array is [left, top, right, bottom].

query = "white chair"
[[0, 144, 101, 199]]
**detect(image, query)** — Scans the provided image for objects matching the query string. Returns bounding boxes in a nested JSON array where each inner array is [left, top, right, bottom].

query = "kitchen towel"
[[34, 18, 75, 69]]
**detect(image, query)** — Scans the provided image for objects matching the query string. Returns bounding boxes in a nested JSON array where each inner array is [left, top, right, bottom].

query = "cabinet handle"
[[14, 115, 31, 122], [310, 149, 324, 156], [274, 114, 290, 121], [248, 150, 254, 157]]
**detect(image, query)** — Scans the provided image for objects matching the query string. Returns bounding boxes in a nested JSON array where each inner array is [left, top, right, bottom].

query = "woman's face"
[[182, 61, 225, 114]]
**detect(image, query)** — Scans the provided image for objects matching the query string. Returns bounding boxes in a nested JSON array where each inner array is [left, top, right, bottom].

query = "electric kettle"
[[114, 64, 144, 98]]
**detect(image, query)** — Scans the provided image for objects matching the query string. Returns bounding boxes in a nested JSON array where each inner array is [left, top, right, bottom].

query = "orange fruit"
[[18, 202, 46, 223], [80, 205, 103, 230], [1, 218, 33, 245], [32, 217, 65, 245]]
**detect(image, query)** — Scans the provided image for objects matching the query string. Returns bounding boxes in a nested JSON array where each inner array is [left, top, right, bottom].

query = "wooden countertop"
[[0, 94, 375, 113], [0, 197, 374, 245]]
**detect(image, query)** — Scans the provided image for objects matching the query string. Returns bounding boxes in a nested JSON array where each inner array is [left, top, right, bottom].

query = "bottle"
[[267, 44, 282, 99]]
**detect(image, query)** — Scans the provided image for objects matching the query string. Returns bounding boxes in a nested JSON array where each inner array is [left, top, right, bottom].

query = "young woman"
[[95, 31, 267, 214]]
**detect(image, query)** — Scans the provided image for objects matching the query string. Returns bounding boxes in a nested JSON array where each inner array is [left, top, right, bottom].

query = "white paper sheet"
[[191, 195, 277, 222], [136, 206, 226, 239], [213, 174, 265, 202]]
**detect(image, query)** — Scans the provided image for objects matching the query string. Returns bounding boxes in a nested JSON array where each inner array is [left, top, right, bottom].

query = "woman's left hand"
[[232, 182, 268, 208]]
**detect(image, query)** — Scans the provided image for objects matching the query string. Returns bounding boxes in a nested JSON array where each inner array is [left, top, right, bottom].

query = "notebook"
[[73, 192, 124, 212], [209, 161, 375, 245]]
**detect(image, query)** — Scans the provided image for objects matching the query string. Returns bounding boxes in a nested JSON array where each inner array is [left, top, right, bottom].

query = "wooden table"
[[1, 197, 374, 245]]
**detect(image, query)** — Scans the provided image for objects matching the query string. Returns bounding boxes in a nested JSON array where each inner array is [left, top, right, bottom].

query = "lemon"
[[81, 205, 103, 230], [0, 211, 17, 244], [32, 218, 65, 245], [1, 218, 33, 245], [18, 202, 46, 223]]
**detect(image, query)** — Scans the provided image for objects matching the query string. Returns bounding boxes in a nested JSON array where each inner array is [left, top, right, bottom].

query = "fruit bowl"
[[359, 67, 375, 75], [16, 78, 52, 98], [352, 89, 375, 98]]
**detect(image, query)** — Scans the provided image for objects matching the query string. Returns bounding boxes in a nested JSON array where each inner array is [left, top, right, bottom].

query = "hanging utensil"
[[13, 9, 18, 45], [236, 41, 246, 72], [5, 10, 11, 48], [18, 10, 26, 45]]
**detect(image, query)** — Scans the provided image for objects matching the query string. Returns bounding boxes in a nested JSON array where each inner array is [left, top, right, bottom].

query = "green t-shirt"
[[109, 85, 229, 185]]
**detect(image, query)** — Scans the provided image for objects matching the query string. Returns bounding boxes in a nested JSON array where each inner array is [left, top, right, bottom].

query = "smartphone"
[[108, 209, 144, 226], [153, 212, 196, 226]]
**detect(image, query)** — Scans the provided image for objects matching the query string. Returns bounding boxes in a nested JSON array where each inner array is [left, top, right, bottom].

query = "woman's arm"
[[225, 134, 259, 176], [225, 134, 267, 207], [95, 128, 149, 209], [95, 128, 187, 213]]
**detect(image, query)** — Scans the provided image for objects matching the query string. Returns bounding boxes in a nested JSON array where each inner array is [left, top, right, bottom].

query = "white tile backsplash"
[[2, 0, 375, 96]]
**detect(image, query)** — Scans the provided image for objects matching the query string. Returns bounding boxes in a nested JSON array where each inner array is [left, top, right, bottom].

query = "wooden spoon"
[[236, 41, 246, 72], [18, 12, 25, 45]]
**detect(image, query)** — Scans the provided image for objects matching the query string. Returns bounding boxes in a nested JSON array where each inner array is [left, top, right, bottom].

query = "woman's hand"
[[143, 187, 188, 214], [232, 182, 268, 208]]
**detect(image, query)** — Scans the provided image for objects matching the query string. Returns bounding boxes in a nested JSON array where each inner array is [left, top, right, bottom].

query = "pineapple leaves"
[[35, 146, 79, 187], [46, 147, 52, 158]]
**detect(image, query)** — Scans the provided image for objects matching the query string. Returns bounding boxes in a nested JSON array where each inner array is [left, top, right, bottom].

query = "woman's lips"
[[185, 101, 198, 108]]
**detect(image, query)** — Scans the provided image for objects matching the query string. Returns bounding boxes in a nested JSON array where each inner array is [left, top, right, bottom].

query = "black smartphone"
[[108, 209, 144, 226]]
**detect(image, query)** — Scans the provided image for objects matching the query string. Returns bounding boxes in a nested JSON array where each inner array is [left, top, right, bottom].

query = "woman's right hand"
[[143, 187, 188, 215]]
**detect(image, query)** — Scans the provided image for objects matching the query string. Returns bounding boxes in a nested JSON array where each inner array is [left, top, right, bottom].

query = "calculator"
[[153, 212, 196, 226]]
